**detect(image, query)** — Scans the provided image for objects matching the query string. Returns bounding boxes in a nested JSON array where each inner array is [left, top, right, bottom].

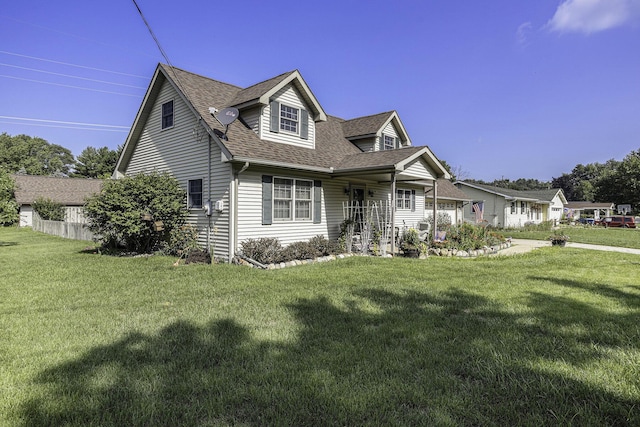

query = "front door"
[[351, 187, 365, 231]]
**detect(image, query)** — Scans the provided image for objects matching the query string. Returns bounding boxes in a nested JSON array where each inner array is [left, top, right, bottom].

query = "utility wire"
[[0, 121, 129, 132], [0, 50, 148, 79], [0, 116, 129, 129], [0, 63, 147, 89], [131, 0, 202, 121], [0, 75, 143, 97]]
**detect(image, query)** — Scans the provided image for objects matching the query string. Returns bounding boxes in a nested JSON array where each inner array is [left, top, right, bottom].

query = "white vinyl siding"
[[242, 106, 261, 135], [377, 122, 399, 151], [398, 158, 436, 181], [125, 80, 231, 260], [238, 170, 329, 246], [261, 85, 315, 149], [351, 137, 376, 152]]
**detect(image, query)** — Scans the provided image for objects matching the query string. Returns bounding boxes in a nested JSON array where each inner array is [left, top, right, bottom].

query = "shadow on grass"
[[0, 241, 18, 247], [21, 287, 639, 426]]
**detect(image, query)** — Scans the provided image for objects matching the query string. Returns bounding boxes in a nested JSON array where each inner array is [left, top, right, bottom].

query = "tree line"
[[451, 148, 640, 212], [0, 132, 121, 178]]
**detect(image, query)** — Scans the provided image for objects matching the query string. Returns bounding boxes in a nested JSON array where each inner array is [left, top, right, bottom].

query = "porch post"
[[432, 179, 438, 243], [391, 172, 396, 255]]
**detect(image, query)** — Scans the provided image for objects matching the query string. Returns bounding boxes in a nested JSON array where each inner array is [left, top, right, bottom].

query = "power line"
[[0, 121, 129, 132], [0, 75, 143, 97], [0, 116, 129, 129], [0, 50, 148, 79], [0, 63, 147, 89]]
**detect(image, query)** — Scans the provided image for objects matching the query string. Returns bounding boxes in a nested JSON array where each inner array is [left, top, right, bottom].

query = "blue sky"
[[1, 0, 639, 181]]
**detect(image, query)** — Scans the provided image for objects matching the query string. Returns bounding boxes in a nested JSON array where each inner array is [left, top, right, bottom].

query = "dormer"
[[341, 111, 411, 152], [229, 70, 327, 150]]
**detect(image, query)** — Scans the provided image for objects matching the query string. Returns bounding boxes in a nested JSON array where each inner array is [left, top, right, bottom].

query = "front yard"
[[1, 227, 639, 426]]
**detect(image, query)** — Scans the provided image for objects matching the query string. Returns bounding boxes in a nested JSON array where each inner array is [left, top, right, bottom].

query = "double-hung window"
[[273, 178, 312, 221], [396, 189, 412, 210], [161, 100, 174, 129], [384, 134, 395, 150], [280, 104, 299, 134], [510, 202, 516, 214], [188, 179, 203, 208]]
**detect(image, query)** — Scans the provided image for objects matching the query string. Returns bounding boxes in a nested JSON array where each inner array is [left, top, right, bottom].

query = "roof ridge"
[[160, 63, 243, 90], [344, 110, 395, 122]]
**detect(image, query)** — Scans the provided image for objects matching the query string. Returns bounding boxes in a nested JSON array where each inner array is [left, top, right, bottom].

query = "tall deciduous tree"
[[73, 146, 122, 178], [594, 149, 640, 212], [0, 168, 19, 225], [0, 133, 74, 176]]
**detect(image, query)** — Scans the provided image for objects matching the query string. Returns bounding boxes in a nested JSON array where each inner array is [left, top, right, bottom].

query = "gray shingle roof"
[[341, 112, 394, 139], [457, 182, 564, 202], [12, 175, 103, 206], [426, 179, 471, 201], [120, 64, 447, 177]]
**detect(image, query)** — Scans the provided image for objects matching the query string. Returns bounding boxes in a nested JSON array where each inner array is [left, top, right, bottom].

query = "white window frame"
[[161, 100, 174, 130], [396, 189, 412, 210], [280, 104, 299, 134], [383, 134, 395, 150], [273, 177, 313, 221]]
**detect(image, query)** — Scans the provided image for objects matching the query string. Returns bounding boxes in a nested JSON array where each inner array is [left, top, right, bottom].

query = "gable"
[[261, 84, 315, 149]]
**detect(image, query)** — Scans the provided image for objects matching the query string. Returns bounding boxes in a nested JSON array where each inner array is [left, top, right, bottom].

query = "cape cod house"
[[454, 181, 567, 228], [115, 64, 450, 262]]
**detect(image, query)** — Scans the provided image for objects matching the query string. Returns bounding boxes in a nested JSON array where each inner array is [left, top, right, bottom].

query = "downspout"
[[432, 178, 438, 243], [231, 162, 250, 262], [206, 134, 212, 253], [391, 172, 396, 255]]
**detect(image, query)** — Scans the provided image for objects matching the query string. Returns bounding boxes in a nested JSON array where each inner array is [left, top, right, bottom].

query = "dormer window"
[[280, 104, 299, 134], [383, 135, 395, 150]]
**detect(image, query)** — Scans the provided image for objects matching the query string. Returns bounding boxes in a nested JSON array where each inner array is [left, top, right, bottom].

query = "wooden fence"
[[31, 211, 95, 242]]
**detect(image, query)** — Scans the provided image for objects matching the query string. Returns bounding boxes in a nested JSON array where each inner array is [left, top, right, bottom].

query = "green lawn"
[[506, 225, 640, 249], [1, 227, 639, 426]]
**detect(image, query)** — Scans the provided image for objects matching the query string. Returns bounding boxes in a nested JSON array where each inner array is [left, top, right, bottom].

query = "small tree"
[[0, 169, 19, 225], [32, 197, 65, 221], [83, 171, 187, 253]]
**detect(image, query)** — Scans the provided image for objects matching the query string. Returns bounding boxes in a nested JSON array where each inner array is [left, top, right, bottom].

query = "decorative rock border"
[[235, 239, 512, 269]]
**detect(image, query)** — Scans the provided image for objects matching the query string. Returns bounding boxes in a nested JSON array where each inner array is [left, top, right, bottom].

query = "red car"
[[598, 216, 636, 228]]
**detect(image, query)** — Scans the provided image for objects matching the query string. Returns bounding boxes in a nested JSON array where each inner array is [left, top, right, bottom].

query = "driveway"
[[497, 239, 640, 256]]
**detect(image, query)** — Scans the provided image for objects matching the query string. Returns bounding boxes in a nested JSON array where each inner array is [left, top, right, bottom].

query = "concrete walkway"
[[496, 238, 640, 256]]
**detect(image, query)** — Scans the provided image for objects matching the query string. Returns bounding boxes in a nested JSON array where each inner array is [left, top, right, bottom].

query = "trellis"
[[342, 200, 394, 255]]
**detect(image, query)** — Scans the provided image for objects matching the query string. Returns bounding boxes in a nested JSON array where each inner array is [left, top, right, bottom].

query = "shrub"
[[240, 238, 282, 264], [435, 222, 506, 251], [32, 197, 65, 221], [280, 241, 319, 261], [308, 235, 339, 256], [0, 170, 19, 225], [83, 171, 187, 253], [160, 224, 200, 257]]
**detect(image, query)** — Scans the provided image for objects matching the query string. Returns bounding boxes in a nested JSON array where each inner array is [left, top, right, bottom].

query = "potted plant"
[[401, 227, 421, 257], [549, 230, 569, 247]]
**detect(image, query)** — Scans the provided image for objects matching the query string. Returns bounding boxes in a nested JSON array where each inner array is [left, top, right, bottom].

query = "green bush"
[[437, 223, 506, 251], [32, 197, 65, 221], [83, 171, 187, 253], [240, 238, 283, 264], [160, 224, 200, 257], [308, 235, 339, 256], [0, 170, 19, 226], [280, 241, 320, 261]]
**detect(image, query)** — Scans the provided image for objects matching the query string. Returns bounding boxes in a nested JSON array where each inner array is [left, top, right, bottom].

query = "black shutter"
[[262, 175, 273, 225], [313, 180, 322, 224], [270, 101, 279, 133], [301, 109, 309, 139]]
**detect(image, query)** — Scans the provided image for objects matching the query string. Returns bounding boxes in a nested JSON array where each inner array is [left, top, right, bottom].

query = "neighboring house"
[[115, 64, 450, 262], [425, 179, 472, 225], [564, 201, 614, 221], [454, 181, 567, 228], [12, 174, 103, 227]]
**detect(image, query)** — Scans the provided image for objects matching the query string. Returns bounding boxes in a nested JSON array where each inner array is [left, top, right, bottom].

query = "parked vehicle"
[[598, 216, 636, 228]]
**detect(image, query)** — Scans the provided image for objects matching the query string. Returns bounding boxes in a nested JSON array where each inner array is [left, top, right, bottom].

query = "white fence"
[[31, 211, 95, 241]]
